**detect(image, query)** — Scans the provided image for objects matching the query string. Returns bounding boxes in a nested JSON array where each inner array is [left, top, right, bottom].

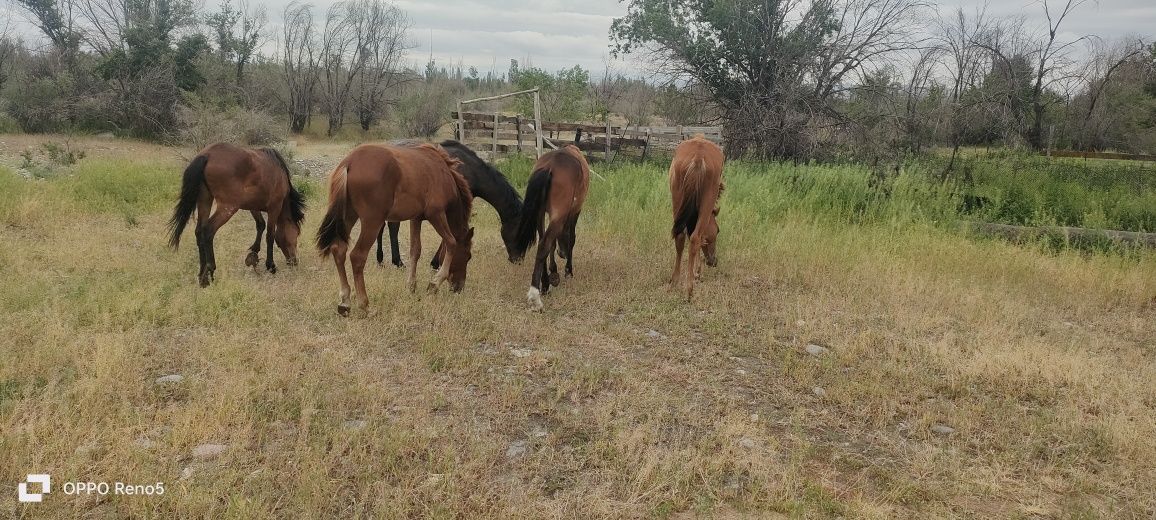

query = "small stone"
[[191, 443, 227, 459], [510, 347, 532, 358], [795, 319, 806, 327], [805, 343, 830, 356], [155, 374, 184, 384], [134, 437, 155, 449], [749, 413, 759, 422], [179, 466, 194, 480], [1062, 321, 1075, 327], [812, 386, 827, 398], [506, 440, 527, 459], [735, 368, 748, 375], [645, 329, 667, 340], [738, 437, 756, 449], [931, 424, 955, 435], [530, 426, 548, 439], [343, 420, 368, 430]]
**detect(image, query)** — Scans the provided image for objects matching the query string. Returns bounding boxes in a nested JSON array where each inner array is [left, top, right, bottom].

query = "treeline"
[[1, 0, 1155, 163]]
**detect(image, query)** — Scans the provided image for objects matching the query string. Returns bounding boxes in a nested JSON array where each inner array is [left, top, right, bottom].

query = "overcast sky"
[[5, 0, 1155, 74], [379, 0, 1156, 74]]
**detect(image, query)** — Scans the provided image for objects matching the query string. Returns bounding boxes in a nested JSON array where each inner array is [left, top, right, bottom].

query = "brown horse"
[[669, 136, 724, 300], [510, 145, 590, 311], [168, 143, 305, 287], [315, 143, 474, 316]]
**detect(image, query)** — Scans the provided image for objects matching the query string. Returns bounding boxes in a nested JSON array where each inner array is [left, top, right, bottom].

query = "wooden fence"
[[451, 110, 723, 161]]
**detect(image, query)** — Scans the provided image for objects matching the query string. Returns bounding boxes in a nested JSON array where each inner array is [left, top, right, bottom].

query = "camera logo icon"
[[18, 474, 51, 503]]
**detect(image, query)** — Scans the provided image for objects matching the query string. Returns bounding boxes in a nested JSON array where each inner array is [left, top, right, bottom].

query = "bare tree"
[[282, 1, 320, 134], [350, 0, 409, 131]]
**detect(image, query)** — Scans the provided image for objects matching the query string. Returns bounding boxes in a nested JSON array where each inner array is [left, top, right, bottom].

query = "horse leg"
[[194, 196, 212, 286], [264, 216, 278, 274], [562, 212, 579, 278], [388, 221, 404, 268], [548, 245, 560, 287], [406, 220, 422, 293], [203, 206, 239, 285], [246, 210, 265, 268], [333, 237, 352, 316], [685, 211, 714, 301], [430, 241, 446, 271], [671, 232, 686, 287], [349, 215, 383, 314], [425, 213, 459, 293], [375, 224, 385, 266], [528, 220, 564, 311]]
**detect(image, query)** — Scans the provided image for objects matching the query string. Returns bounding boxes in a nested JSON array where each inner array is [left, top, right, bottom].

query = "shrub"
[[175, 98, 286, 151]]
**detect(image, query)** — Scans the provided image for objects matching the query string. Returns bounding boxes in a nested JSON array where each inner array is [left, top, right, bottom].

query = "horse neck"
[[472, 172, 522, 224]]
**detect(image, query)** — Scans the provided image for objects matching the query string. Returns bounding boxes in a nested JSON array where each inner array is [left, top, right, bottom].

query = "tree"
[[512, 65, 588, 121], [611, 0, 926, 158], [282, 1, 320, 133], [206, 0, 266, 87], [349, 0, 409, 131]]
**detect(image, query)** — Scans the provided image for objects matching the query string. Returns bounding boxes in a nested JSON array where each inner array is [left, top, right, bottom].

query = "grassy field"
[[2, 136, 1155, 518]]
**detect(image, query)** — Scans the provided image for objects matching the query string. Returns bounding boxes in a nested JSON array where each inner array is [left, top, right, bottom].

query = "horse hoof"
[[267, 265, 277, 274], [286, 257, 298, 267], [426, 282, 438, 294], [393, 261, 405, 269], [527, 287, 544, 312], [549, 273, 561, 286], [199, 278, 210, 288], [245, 251, 259, 267], [337, 304, 350, 317]]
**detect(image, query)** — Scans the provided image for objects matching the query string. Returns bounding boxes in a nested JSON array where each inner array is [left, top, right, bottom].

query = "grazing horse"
[[167, 143, 305, 287], [316, 143, 474, 316], [510, 145, 590, 312], [669, 135, 724, 300], [376, 139, 523, 269]]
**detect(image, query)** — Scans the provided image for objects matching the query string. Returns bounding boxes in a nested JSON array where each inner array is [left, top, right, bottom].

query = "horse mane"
[[421, 144, 471, 214], [260, 147, 307, 226], [440, 139, 522, 208]]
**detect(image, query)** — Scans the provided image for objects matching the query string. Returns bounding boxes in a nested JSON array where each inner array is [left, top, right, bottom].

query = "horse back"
[[199, 143, 289, 212]]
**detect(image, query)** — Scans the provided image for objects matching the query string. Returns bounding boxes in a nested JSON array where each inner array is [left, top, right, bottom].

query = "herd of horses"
[[167, 136, 724, 314]]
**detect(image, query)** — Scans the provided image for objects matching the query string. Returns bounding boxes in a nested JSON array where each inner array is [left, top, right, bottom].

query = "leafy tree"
[[611, 0, 923, 158]]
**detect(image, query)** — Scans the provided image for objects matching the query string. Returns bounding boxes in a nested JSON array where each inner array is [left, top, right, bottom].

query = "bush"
[[0, 112, 20, 133], [175, 98, 286, 151]]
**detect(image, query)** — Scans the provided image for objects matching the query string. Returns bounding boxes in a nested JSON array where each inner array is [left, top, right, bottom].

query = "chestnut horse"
[[510, 145, 590, 311], [167, 143, 305, 287], [376, 139, 523, 269], [669, 136, 724, 300], [316, 143, 474, 316]]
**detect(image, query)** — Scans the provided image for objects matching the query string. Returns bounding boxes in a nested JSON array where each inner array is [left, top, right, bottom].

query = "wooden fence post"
[[456, 101, 463, 141], [605, 118, 611, 163], [515, 115, 522, 153], [534, 90, 543, 158], [493, 111, 499, 158]]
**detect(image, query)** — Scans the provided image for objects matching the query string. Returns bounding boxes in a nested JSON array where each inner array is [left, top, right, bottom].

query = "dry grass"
[[2, 135, 1155, 518]]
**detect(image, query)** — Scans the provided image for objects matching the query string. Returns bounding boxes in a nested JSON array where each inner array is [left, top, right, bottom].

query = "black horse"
[[377, 140, 523, 269]]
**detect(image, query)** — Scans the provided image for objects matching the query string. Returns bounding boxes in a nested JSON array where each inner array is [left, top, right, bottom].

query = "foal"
[[168, 143, 305, 287], [510, 145, 590, 311], [669, 136, 724, 300], [316, 143, 474, 316]]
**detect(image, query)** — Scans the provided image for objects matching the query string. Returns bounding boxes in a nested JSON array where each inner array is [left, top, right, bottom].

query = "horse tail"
[[512, 167, 553, 257], [167, 154, 209, 249], [672, 156, 707, 238], [315, 158, 351, 257]]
